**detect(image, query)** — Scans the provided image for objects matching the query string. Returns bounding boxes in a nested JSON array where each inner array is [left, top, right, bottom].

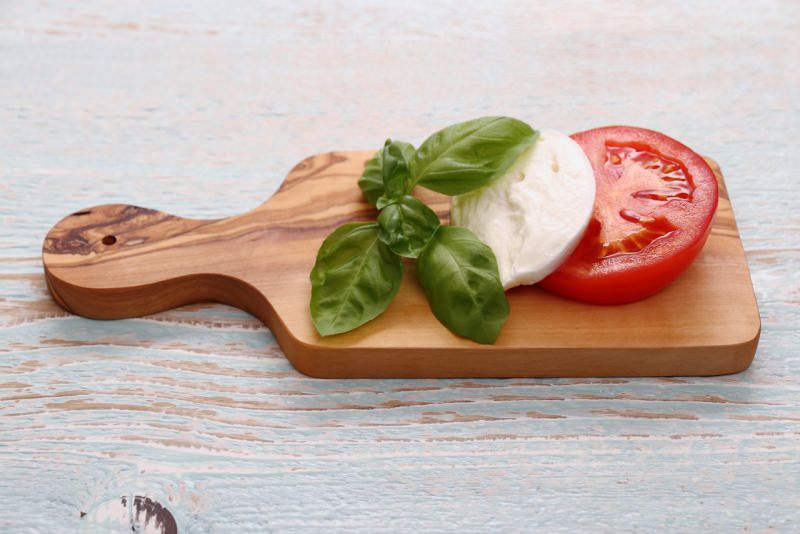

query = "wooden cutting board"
[[42, 151, 760, 378]]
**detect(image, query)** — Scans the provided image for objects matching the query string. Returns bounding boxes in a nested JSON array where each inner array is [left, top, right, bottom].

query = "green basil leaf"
[[411, 116, 539, 196], [310, 222, 403, 336], [357, 140, 415, 206], [381, 139, 413, 200], [416, 226, 509, 344], [395, 141, 416, 179], [357, 152, 385, 206], [377, 195, 441, 258]]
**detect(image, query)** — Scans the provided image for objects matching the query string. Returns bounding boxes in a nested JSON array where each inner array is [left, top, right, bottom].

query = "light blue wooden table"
[[1, 1, 798, 532]]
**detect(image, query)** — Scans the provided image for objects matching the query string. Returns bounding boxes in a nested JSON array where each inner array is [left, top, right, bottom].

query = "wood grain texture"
[[42, 153, 760, 378], [1, 0, 799, 532]]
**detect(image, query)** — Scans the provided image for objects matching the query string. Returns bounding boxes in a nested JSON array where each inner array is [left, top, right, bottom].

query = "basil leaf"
[[357, 152, 384, 206], [381, 139, 413, 200], [411, 116, 539, 196], [310, 222, 403, 336], [377, 195, 441, 258], [357, 140, 415, 206], [416, 226, 509, 344]]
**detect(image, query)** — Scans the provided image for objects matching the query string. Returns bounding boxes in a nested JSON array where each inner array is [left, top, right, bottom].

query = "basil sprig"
[[311, 116, 538, 343]]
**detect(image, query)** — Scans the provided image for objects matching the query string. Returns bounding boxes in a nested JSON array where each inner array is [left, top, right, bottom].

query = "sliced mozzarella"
[[451, 129, 595, 290]]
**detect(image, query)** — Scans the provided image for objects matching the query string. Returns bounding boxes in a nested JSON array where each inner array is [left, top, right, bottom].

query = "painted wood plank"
[[1, 0, 798, 532]]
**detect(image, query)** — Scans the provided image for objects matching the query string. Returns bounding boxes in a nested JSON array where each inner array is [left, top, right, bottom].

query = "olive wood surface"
[[42, 152, 760, 378]]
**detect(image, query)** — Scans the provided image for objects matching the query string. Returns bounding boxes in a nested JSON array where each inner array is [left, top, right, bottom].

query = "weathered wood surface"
[[1, 1, 798, 532]]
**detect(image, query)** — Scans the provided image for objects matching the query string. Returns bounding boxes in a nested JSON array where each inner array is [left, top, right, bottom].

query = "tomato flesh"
[[538, 126, 718, 304]]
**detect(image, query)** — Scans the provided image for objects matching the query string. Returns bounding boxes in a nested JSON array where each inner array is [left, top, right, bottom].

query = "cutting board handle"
[[41, 203, 264, 320]]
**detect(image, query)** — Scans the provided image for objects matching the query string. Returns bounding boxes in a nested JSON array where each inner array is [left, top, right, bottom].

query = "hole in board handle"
[[102, 235, 117, 246]]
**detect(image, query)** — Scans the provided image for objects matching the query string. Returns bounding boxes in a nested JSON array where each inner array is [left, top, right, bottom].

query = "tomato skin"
[[538, 126, 718, 305]]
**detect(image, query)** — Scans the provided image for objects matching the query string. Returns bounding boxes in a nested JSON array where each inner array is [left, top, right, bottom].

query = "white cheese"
[[451, 130, 596, 289]]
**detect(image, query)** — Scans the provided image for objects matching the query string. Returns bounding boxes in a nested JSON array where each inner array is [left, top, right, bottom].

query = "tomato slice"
[[538, 126, 718, 304]]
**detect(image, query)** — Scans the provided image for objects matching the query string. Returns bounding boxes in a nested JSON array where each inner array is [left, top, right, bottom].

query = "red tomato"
[[538, 126, 718, 304]]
